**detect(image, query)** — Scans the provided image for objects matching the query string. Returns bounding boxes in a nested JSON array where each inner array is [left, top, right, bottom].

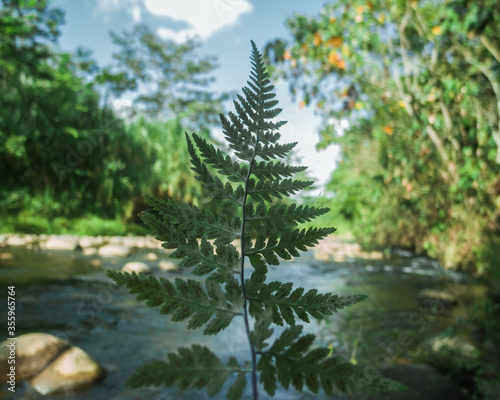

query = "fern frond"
[[255, 325, 353, 396], [186, 133, 245, 205], [247, 178, 314, 202], [246, 279, 367, 326], [250, 159, 307, 180], [254, 325, 322, 395], [221, 113, 255, 161], [245, 202, 330, 232], [143, 194, 241, 244], [191, 132, 248, 183], [170, 236, 241, 282], [255, 325, 406, 397], [248, 227, 336, 265], [255, 141, 298, 161], [107, 271, 243, 335], [139, 210, 182, 247], [127, 345, 248, 400]]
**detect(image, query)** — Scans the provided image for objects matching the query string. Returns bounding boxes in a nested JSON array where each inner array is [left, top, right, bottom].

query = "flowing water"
[[0, 244, 485, 399]]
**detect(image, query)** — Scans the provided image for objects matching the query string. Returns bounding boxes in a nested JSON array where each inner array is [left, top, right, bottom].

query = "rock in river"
[[144, 252, 158, 261], [158, 260, 179, 272], [0, 333, 104, 394], [5, 235, 29, 247], [0, 333, 68, 381], [98, 244, 131, 257], [44, 235, 80, 251], [29, 346, 104, 395], [121, 261, 150, 274], [417, 289, 457, 307]]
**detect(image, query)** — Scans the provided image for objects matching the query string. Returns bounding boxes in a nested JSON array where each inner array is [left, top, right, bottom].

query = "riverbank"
[[0, 233, 388, 263], [0, 214, 148, 237]]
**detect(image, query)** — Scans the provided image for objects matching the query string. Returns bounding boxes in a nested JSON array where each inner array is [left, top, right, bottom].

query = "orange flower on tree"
[[432, 26, 442, 35], [327, 36, 343, 48], [327, 50, 346, 70], [313, 33, 322, 46], [384, 125, 394, 135]]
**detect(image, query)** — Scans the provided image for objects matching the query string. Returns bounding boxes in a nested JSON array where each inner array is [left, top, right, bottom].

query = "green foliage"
[[99, 24, 228, 129], [108, 41, 403, 399], [0, 213, 147, 236], [266, 0, 500, 274], [127, 345, 248, 400], [0, 1, 223, 228]]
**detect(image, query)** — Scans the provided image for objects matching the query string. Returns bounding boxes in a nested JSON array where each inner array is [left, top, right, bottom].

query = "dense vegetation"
[[265, 0, 500, 276], [0, 0, 224, 234]]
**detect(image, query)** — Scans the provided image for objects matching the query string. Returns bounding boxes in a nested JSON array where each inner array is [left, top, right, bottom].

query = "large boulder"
[[98, 244, 131, 257], [121, 261, 150, 274], [350, 364, 467, 400], [44, 235, 79, 251], [0, 333, 68, 381], [29, 346, 104, 395]]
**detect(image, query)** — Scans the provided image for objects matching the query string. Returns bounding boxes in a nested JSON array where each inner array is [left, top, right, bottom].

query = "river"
[[0, 242, 484, 399]]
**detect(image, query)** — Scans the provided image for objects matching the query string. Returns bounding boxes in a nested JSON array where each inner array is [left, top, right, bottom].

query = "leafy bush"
[[266, 0, 500, 274]]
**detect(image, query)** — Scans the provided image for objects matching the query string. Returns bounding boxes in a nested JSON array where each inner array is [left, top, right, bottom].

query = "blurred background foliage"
[[1, 0, 499, 279], [0, 0, 223, 234], [265, 0, 500, 277]]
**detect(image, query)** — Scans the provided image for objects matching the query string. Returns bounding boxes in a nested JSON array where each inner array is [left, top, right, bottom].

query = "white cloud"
[[96, 0, 253, 42], [147, 0, 253, 42], [131, 6, 142, 22], [96, 0, 142, 22]]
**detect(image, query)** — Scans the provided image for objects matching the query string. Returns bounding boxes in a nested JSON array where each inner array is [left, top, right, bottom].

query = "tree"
[[97, 24, 228, 130], [0, 1, 223, 225], [265, 0, 500, 272]]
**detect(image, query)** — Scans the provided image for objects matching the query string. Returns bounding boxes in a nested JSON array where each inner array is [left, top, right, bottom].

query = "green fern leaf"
[[171, 236, 241, 282], [191, 132, 248, 182], [245, 202, 330, 232], [247, 178, 314, 202], [248, 227, 336, 265], [143, 194, 240, 245], [257, 326, 353, 396], [247, 280, 367, 326], [250, 159, 307, 180], [127, 344, 248, 398], [107, 271, 243, 335], [186, 133, 245, 205]]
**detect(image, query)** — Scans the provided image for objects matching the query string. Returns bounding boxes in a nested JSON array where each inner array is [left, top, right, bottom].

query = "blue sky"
[[51, 0, 341, 196]]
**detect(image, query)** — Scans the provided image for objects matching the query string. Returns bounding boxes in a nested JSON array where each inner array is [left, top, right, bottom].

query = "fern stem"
[[240, 183, 258, 399], [240, 81, 263, 400]]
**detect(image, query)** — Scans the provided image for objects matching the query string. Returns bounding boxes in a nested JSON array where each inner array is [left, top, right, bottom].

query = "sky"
[[51, 0, 341, 196]]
